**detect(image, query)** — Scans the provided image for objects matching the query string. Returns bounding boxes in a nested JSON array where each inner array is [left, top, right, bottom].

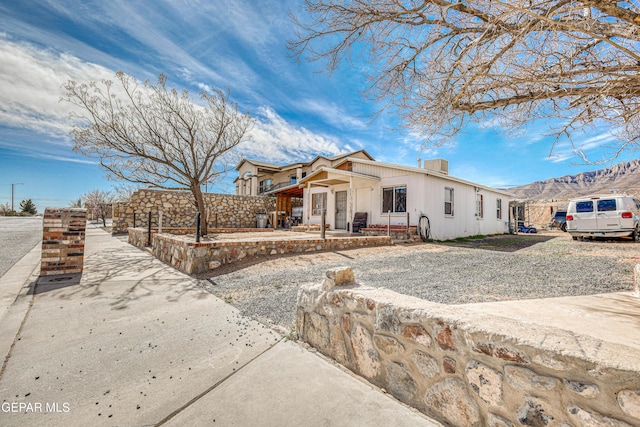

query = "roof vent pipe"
[[417, 158, 422, 168]]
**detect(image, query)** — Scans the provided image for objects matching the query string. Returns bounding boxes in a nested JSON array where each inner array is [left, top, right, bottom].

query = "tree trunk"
[[192, 185, 208, 236]]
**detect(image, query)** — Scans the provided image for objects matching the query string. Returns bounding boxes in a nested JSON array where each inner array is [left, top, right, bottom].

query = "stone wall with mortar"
[[297, 267, 640, 426], [41, 208, 87, 276], [112, 189, 275, 233], [150, 234, 393, 275]]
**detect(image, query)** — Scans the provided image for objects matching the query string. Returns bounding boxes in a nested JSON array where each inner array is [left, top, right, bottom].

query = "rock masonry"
[[150, 234, 393, 275], [113, 189, 274, 233], [297, 267, 640, 426]]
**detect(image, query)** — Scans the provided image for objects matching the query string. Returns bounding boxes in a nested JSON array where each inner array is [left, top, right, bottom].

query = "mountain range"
[[506, 158, 640, 200]]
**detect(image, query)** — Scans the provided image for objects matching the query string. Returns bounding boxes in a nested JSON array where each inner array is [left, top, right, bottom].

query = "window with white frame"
[[382, 186, 406, 213], [476, 193, 484, 218], [444, 187, 454, 216], [312, 192, 327, 216], [290, 174, 297, 185], [496, 198, 502, 219]]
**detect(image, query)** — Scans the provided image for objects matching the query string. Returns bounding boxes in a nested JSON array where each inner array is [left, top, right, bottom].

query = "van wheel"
[[560, 223, 567, 232], [633, 226, 640, 242]]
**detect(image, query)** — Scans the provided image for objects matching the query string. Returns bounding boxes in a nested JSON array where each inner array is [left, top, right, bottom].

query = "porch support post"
[[306, 182, 311, 231], [348, 176, 353, 233]]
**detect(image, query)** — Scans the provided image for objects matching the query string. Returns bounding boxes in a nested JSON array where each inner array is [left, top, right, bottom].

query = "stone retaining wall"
[[297, 267, 640, 426], [151, 235, 393, 275], [40, 208, 87, 276], [113, 189, 275, 233]]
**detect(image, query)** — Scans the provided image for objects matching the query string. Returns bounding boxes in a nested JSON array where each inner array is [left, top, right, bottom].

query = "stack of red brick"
[[40, 208, 87, 276]]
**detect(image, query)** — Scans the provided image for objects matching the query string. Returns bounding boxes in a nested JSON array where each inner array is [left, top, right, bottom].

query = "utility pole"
[[11, 183, 23, 212]]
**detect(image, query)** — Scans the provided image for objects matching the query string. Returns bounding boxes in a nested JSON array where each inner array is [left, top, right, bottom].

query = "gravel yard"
[[198, 233, 638, 332]]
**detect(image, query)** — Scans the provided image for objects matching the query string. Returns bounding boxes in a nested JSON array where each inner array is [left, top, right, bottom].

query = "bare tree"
[[63, 72, 254, 235], [0, 202, 11, 216], [290, 1, 640, 160], [84, 189, 113, 227], [112, 183, 140, 203]]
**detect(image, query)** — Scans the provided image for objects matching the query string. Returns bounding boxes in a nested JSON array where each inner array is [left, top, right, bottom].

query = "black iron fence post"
[[147, 211, 152, 246], [321, 209, 326, 240], [196, 212, 201, 243]]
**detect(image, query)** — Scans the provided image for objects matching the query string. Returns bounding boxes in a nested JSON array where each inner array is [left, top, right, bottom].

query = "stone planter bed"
[[128, 227, 393, 275], [150, 232, 392, 275]]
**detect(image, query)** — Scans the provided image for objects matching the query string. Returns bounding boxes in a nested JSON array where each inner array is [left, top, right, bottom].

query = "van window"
[[597, 199, 617, 211], [635, 199, 640, 210], [576, 201, 593, 213]]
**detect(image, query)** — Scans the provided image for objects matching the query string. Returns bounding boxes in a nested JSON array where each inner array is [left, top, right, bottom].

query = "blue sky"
[[0, 0, 636, 211]]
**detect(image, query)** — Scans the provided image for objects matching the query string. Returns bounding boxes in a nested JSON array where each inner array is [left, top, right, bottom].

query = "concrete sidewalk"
[[0, 224, 438, 426]]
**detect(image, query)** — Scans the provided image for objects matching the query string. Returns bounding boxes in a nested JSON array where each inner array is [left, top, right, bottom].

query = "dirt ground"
[[434, 233, 558, 252]]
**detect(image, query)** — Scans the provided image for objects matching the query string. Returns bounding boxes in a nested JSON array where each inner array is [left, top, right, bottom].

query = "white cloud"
[[295, 98, 368, 131], [239, 106, 348, 163], [546, 132, 618, 163], [0, 35, 114, 139]]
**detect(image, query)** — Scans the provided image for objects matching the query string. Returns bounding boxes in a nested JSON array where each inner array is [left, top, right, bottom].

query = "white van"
[[566, 194, 640, 241]]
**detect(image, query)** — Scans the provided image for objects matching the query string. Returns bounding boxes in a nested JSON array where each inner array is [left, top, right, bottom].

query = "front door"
[[335, 191, 347, 230]]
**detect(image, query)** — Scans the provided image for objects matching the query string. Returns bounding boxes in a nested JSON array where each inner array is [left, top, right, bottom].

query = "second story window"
[[259, 179, 272, 194], [290, 174, 297, 185]]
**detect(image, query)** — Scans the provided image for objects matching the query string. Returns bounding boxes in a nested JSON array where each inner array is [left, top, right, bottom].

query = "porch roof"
[[266, 183, 304, 198], [297, 167, 380, 188]]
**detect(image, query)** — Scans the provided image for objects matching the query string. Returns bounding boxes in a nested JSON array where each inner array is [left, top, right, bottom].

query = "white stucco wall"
[[302, 171, 510, 239]]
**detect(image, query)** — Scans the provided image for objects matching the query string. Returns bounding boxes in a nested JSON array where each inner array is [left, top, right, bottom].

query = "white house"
[[295, 157, 512, 240]]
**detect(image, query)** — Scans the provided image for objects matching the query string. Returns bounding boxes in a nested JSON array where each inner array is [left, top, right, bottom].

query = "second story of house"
[[234, 149, 374, 196]]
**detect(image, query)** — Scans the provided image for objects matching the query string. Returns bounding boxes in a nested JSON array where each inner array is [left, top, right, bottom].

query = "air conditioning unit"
[[423, 159, 449, 175]]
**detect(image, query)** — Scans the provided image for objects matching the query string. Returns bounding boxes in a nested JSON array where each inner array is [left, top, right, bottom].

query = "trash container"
[[256, 213, 269, 228]]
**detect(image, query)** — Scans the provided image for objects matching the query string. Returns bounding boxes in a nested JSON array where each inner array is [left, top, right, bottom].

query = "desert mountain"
[[507, 158, 640, 200]]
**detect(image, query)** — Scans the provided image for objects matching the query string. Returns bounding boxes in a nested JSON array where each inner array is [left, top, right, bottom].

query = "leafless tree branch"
[[289, 0, 640, 159], [62, 72, 254, 234]]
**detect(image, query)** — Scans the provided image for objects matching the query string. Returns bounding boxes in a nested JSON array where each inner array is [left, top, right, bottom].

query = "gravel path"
[[199, 234, 637, 332]]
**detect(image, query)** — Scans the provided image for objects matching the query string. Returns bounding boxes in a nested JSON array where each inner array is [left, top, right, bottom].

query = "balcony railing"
[[258, 181, 294, 195]]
